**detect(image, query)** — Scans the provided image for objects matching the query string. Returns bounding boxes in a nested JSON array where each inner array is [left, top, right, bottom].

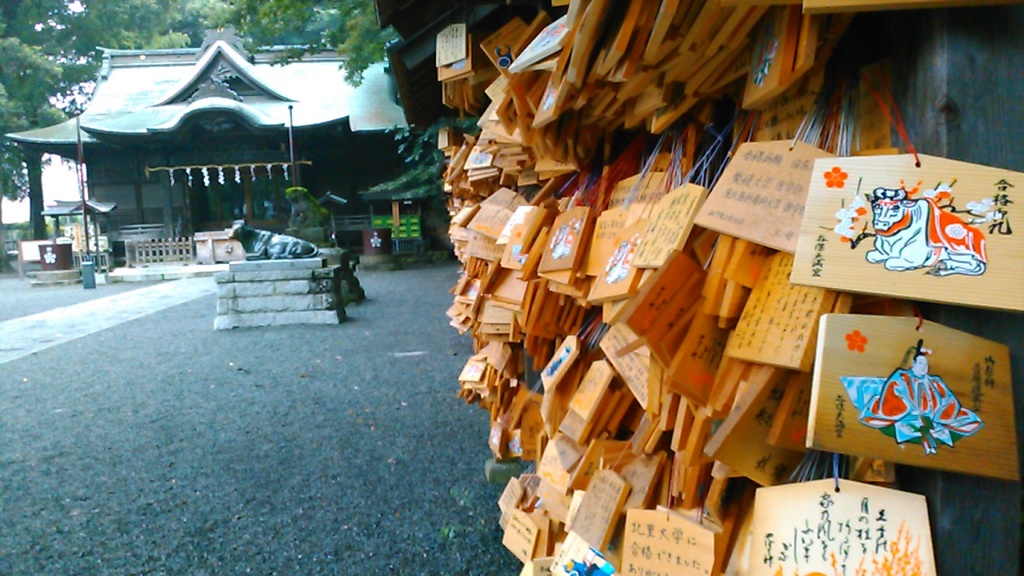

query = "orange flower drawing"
[[824, 166, 848, 189], [845, 329, 868, 352]]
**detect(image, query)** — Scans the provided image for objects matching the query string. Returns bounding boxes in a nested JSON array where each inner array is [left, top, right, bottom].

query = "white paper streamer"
[[250, 165, 257, 181], [217, 166, 225, 185], [283, 164, 289, 181], [168, 169, 175, 186], [234, 166, 241, 184], [202, 167, 210, 186], [266, 164, 273, 179], [186, 168, 194, 187]]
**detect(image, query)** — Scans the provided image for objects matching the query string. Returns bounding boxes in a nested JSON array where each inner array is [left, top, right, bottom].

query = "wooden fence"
[[126, 237, 194, 267]]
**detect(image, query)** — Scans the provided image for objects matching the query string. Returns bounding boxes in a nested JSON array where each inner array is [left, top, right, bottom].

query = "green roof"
[[7, 40, 406, 148]]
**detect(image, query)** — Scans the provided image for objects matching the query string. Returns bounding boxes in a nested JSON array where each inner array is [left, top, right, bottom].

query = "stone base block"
[[214, 263, 347, 329], [228, 257, 326, 272], [216, 293, 338, 314], [30, 269, 82, 287], [214, 309, 344, 330], [484, 458, 523, 485]]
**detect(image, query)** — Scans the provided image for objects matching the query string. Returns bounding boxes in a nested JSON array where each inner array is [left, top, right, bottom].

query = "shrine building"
[[6, 31, 406, 241]]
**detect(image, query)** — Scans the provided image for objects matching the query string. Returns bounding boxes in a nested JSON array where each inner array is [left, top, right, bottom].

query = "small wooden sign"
[[623, 508, 716, 576], [437, 33, 475, 82], [634, 183, 708, 268], [726, 252, 836, 372], [480, 17, 528, 73], [568, 360, 615, 422], [538, 205, 594, 274], [749, 479, 936, 576], [585, 208, 630, 277], [499, 476, 525, 528], [567, 469, 630, 550], [469, 187, 529, 240], [808, 314, 1018, 481], [791, 154, 1024, 311], [509, 15, 570, 73], [695, 141, 834, 253], [436, 23, 467, 67], [754, 69, 824, 142], [504, 507, 541, 563], [538, 433, 585, 493], [464, 229, 506, 262], [588, 219, 647, 304], [600, 323, 652, 410], [741, 5, 802, 110], [541, 335, 580, 391]]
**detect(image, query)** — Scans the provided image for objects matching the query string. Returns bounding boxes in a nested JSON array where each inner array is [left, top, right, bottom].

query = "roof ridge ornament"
[[188, 78, 243, 103], [200, 27, 250, 61]]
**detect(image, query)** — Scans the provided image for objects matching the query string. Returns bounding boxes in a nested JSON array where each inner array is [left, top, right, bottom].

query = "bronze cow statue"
[[230, 223, 319, 260]]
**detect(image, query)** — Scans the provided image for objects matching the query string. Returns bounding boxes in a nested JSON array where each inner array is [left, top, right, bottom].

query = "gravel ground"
[[0, 274, 145, 323], [0, 263, 516, 575]]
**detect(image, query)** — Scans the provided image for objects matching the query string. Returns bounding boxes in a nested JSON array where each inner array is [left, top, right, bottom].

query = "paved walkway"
[[0, 276, 217, 366]]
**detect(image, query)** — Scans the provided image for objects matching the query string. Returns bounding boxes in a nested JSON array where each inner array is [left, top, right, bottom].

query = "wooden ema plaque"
[[704, 364, 805, 486], [748, 478, 937, 576], [588, 219, 648, 304], [791, 154, 1024, 311], [622, 508, 716, 576], [696, 141, 834, 253], [808, 314, 1019, 481], [538, 205, 594, 275], [633, 183, 708, 269], [503, 508, 541, 563], [566, 469, 630, 551], [600, 322, 652, 410], [726, 252, 836, 372], [741, 5, 801, 110]]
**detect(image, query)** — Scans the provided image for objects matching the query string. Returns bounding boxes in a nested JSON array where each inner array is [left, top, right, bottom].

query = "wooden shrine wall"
[[890, 6, 1023, 574]]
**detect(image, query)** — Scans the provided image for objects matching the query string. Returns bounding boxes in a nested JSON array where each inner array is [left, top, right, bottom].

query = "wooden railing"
[[126, 237, 194, 267]]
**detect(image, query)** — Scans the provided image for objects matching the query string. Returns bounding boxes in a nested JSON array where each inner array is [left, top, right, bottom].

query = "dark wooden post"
[[889, 6, 1023, 574]]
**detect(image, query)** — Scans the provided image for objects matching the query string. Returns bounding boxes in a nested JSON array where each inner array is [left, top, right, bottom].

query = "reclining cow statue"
[[230, 222, 319, 261]]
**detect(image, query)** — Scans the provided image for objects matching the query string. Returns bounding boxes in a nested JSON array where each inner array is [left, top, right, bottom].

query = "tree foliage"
[[223, 0, 395, 85], [0, 0, 214, 202]]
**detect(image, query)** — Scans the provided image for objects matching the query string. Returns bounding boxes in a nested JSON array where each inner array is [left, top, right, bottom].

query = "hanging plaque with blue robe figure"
[[807, 313, 1018, 481]]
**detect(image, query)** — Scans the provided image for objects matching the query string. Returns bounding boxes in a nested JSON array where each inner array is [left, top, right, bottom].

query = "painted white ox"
[[865, 187, 987, 276]]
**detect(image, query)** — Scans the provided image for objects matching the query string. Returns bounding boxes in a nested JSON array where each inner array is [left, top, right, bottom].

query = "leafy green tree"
[[1, 0, 215, 252], [225, 0, 395, 85]]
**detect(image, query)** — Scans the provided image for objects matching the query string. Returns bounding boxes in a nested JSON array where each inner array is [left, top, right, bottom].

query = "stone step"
[[216, 293, 338, 314], [216, 278, 331, 298], [213, 308, 344, 330], [215, 266, 339, 284]]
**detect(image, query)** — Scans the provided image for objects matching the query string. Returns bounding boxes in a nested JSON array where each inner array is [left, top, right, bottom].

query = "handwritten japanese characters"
[[750, 478, 936, 576], [696, 141, 833, 253], [793, 154, 1024, 311], [809, 314, 1018, 481], [726, 252, 837, 371], [623, 508, 716, 576]]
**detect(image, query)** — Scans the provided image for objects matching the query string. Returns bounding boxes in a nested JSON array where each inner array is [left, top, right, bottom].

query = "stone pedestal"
[[213, 258, 345, 330]]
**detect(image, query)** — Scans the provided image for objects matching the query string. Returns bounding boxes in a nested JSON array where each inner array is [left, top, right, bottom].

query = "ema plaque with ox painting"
[[791, 154, 1022, 311]]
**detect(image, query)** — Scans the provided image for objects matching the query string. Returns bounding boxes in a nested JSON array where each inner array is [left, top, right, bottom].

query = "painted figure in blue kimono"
[[841, 339, 983, 455]]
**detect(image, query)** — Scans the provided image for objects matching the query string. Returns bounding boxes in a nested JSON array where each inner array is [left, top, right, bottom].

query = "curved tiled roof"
[[7, 39, 406, 148]]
